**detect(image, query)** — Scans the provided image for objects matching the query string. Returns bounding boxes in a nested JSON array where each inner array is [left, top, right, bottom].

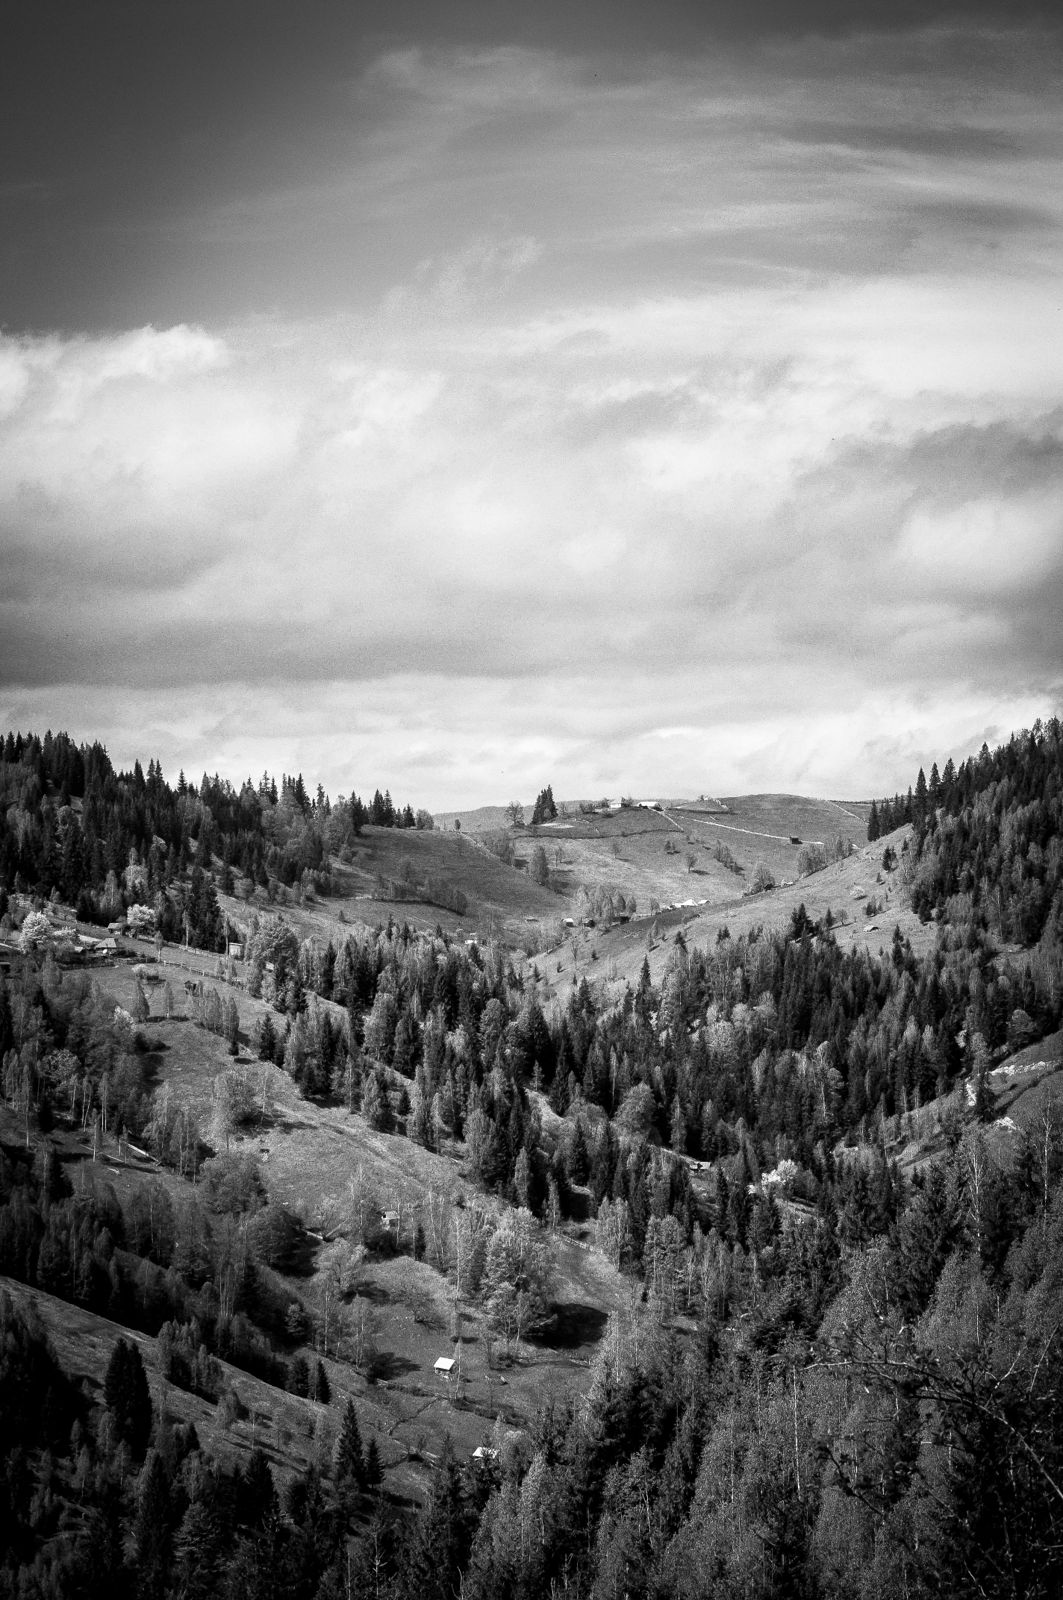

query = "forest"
[[0, 731, 424, 944], [1, 718, 1062, 1597]]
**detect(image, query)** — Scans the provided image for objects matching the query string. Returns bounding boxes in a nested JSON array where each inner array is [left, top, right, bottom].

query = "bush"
[[751, 861, 775, 893], [797, 843, 827, 877], [200, 1152, 267, 1215]]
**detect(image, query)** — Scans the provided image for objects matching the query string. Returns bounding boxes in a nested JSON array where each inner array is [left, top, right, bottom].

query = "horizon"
[[1, 715, 1040, 818], [2, 1, 1061, 806]]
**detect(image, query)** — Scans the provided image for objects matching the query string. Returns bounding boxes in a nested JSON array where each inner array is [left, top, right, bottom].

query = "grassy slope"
[[0, 1270, 332, 1486], [211, 794, 876, 959], [871, 1029, 1063, 1180], [222, 824, 564, 947], [7, 790, 955, 1495], [9, 924, 627, 1493], [529, 820, 930, 1005]]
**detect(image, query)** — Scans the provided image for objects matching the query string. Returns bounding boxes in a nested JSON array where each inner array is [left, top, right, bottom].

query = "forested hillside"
[[0, 730, 422, 946], [1, 720, 1062, 1598]]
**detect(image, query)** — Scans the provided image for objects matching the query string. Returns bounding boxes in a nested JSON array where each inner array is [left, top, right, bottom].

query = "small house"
[[227, 940, 243, 960], [434, 1357, 456, 1379], [472, 1446, 498, 1466], [379, 1210, 400, 1231]]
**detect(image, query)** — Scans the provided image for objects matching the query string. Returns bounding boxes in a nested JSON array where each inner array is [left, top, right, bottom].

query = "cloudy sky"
[[1, 1, 1060, 808]]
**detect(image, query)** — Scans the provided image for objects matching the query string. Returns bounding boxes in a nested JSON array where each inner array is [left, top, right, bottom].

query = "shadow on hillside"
[[274, 1117, 315, 1135], [138, 1044, 172, 1093], [355, 1281, 392, 1305], [542, 1302, 609, 1350], [372, 1352, 419, 1381], [281, 1232, 318, 1278]]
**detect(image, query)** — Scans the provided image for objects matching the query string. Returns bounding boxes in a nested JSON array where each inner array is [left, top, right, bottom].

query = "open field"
[[526, 805, 747, 918], [527, 820, 928, 1003], [220, 823, 564, 946], [672, 794, 869, 887], [187, 792, 884, 974]]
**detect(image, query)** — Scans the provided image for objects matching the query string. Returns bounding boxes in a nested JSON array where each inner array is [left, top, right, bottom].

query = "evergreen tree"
[[361, 1066, 393, 1132], [363, 1437, 383, 1493], [334, 1397, 365, 1490], [257, 1010, 277, 1062], [103, 1335, 153, 1459], [133, 1448, 174, 1600], [404, 1437, 477, 1600]]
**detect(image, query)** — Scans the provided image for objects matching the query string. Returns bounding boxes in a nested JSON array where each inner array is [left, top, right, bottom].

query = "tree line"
[[0, 730, 431, 948]]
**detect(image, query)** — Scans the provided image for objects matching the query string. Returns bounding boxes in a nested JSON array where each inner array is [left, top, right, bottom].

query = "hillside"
[[2, 719, 1062, 1599]]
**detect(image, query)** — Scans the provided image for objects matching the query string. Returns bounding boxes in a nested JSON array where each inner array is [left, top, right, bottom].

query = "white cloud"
[[3, 29, 1062, 802], [899, 494, 1062, 590]]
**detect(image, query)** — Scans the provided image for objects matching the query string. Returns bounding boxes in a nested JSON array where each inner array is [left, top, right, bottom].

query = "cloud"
[[2, 27, 1062, 803]]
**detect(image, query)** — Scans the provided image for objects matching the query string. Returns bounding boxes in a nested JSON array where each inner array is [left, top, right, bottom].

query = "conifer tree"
[[334, 1397, 365, 1489], [103, 1335, 153, 1459], [257, 1010, 277, 1062], [363, 1437, 382, 1493], [133, 1449, 174, 1600], [404, 1437, 476, 1600]]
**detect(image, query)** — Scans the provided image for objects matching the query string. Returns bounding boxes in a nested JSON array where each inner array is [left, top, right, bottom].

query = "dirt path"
[[664, 809, 798, 846]]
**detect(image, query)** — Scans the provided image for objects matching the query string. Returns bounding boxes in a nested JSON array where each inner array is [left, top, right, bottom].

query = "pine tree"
[[238, 1447, 278, 1531], [334, 1398, 365, 1489], [173, 1498, 225, 1600], [404, 1437, 476, 1600], [103, 1335, 153, 1459], [568, 1118, 590, 1184], [133, 1449, 174, 1600], [363, 1438, 382, 1493], [258, 1010, 277, 1062], [361, 1066, 393, 1132]]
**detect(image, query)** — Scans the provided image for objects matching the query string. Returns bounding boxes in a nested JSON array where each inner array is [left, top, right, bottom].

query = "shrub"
[[200, 1152, 267, 1215], [751, 861, 775, 893]]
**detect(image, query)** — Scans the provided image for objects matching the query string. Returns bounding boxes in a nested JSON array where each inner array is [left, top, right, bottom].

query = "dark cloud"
[[0, 531, 216, 604], [1, 13, 1060, 802], [906, 195, 1057, 238], [823, 411, 1063, 497], [782, 119, 1023, 160]]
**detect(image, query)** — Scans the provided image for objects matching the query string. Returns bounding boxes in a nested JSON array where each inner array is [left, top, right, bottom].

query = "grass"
[[14, 788, 929, 1498], [221, 824, 563, 946], [526, 818, 932, 1006], [0, 1271, 330, 1487], [28, 929, 632, 1492]]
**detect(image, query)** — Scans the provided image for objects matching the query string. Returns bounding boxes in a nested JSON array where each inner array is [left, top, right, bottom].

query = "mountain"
[[1, 718, 1062, 1598]]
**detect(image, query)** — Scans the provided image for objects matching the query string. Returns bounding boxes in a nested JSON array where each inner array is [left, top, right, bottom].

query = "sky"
[[1, 0, 1061, 810]]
